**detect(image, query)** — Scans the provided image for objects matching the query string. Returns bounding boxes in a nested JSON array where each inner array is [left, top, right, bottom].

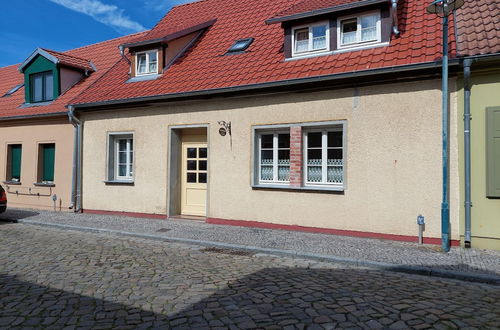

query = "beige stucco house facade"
[[78, 78, 461, 243]]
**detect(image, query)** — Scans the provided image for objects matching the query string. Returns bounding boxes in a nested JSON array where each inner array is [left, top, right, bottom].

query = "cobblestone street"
[[0, 222, 499, 329]]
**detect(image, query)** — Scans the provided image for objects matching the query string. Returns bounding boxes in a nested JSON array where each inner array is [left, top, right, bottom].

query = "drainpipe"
[[68, 106, 82, 212], [119, 45, 132, 75], [463, 58, 473, 247], [391, 0, 400, 36]]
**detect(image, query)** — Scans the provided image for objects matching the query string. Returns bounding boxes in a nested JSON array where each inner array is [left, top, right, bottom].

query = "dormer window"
[[338, 12, 381, 49], [136, 50, 158, 75], [292, 22, 329, 56], [31, 71, 54, 103]]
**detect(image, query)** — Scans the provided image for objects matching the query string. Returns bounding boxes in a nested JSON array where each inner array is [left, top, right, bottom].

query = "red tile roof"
[[42, 48, 95, 72], [0, 31, 148, 119], [455, 0, 500, 56], [70, 0, 456, 106]]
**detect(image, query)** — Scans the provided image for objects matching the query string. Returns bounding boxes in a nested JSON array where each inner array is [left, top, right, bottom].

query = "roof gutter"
[[0, 111, 67, 122], [71, 59, 460, 110]]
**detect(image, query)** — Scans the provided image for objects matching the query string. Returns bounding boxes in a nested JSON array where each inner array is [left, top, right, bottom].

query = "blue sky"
[[0, 0, 190, 67]]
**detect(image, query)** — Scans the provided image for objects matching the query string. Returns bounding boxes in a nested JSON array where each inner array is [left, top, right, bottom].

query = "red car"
[[0, 185, 6, 213]]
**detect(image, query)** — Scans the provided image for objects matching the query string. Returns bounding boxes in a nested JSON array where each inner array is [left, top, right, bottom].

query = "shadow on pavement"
[[0, 209, 39, 223], [2, 266, 498, 328]]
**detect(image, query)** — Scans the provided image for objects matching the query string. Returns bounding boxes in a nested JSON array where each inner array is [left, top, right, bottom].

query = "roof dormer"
[[121, 19, 216, 82], [267, 0, 399, 60], [18, 48, 95, 105]]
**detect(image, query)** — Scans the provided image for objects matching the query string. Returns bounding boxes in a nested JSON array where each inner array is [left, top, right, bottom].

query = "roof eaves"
[[0, 111, 68, 122], [18, 48, 59, 73], [120, 19, 217, 49], [71, 59, 459, 110], [266, 0, 389, 24]]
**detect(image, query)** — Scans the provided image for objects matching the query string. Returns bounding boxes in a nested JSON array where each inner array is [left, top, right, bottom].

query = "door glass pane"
[[118, 140, 127, 152], [187, 148, 197, 158], [199, 148, 207, 158], [187, 173, 197, 183], [44, 73, 53, 101], [32, 74, 43, 102], [199, 160, 207, 171], [198, 173, 207, 183], [187, 160, 197, 170], [307, 132, 322, 148], [328, 131, 342, 147]]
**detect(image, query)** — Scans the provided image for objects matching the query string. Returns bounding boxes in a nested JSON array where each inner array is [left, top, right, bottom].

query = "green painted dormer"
[[18, 48, 95, 104], [22, 54, 59, 103]]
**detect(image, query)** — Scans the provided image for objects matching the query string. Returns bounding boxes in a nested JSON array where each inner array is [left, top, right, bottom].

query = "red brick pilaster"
[[289, 126, 303, 187]]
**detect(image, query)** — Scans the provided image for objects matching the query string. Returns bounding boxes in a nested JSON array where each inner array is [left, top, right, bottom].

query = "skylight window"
[[2, 83, 23, 97], [227, 38, 254, 53]]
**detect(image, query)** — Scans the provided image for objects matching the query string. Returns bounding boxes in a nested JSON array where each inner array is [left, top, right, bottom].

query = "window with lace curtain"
[[258, 132, 290, 183], [304, 127, 343, 186], [292, 21, 330, 57], [338, 11, 381, 49]]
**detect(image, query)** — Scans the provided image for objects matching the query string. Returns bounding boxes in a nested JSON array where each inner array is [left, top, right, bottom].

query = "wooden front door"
[[181, 143, 208, 216]]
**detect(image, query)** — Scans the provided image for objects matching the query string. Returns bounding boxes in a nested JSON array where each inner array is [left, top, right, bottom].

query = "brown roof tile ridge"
[[65, 30, 150, 54], [41, 48, 92, 63]]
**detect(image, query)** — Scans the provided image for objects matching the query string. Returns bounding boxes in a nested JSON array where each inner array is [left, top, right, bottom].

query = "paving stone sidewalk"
[[2, 208, 500, 281]]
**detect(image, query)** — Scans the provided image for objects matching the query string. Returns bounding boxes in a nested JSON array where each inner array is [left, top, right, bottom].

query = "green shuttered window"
[[39, 143, 55, 183], [7, 144, 22, 182], [486, 106, 500, 198]]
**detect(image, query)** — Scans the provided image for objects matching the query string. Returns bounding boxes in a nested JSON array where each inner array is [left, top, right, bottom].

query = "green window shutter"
[[42, 144, 55, 182], [10, 145, 22, 180], [486, 106, 500, 198]]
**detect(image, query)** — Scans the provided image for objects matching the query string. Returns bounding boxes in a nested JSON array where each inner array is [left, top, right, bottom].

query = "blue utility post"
[[441, 13, 450, 252]]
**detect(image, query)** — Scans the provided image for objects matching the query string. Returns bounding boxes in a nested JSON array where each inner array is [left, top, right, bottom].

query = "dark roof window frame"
[[2, 83, 24, 97], [226, 38, 254, 54]]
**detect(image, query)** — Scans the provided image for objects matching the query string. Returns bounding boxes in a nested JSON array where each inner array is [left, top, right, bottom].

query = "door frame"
[[167, 124, 210, 218]]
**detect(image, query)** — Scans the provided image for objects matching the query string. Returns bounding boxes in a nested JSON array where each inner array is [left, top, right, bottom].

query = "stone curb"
[[18, 219, 500, 286]]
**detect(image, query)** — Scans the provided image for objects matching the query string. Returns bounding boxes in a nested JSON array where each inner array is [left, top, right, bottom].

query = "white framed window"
[[292, 21, 330, 57], [107, 133, 134, 182], [136, 50, 158, 76], [258, 131, 290, 183], [304, 126, 343, 186], [337, 11, 381, 49]]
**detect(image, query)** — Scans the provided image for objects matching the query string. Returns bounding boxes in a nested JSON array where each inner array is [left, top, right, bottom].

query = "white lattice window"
[[108, 133, 134, 182], [292, 22, 330, 57], [136, 50, 158, 75], [304, 127, 343, 186], [258, 132, 290, 183], [338, 12, 381, 49]]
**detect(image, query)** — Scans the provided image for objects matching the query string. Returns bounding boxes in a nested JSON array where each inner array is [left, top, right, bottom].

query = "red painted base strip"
[[206, 218, 460, 246], [83, 209, 167, 220]]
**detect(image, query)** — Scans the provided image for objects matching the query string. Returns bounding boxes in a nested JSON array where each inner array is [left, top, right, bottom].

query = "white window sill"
[[126, 74, 161, 83], [286, 41, 389, 62], [103, 180, 134, 185], [33, 182, 55, 187], [252, 184, 344, 193]]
